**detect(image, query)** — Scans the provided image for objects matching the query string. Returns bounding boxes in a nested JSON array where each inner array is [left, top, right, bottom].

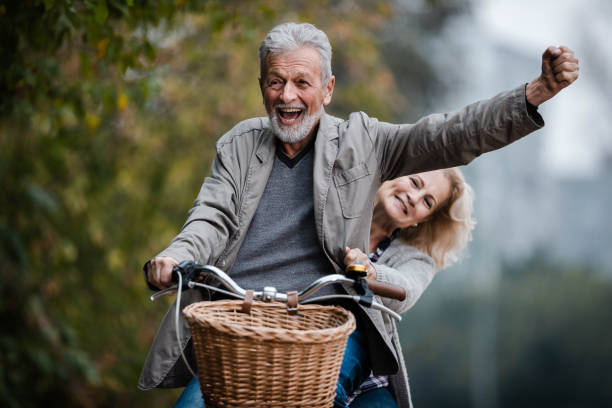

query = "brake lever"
[[369, 300, 402, 322], [150, 285, 179, 301]]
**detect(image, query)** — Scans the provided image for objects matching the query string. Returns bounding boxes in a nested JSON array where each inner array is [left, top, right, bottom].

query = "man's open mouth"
[[276, 106, 305, 125]]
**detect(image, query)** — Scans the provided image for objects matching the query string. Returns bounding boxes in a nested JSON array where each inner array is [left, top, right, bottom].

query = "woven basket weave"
[[182, 300, 356, 408]]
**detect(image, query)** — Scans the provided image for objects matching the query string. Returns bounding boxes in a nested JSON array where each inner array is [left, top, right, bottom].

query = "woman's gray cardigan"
[[374, 239, 437, 408]]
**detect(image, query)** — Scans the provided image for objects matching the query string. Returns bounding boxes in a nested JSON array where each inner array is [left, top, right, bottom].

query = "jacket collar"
[[255, 118, 275, 164], [318, 110, 340, 140]]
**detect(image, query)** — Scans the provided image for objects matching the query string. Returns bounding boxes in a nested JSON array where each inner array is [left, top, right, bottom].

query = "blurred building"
[[549, 155, 612, 271]]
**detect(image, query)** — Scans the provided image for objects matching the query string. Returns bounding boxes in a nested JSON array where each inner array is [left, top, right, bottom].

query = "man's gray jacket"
[[138, 84, 543, 407]]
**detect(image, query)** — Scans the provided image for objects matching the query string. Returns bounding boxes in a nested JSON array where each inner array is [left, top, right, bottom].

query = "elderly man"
[[140, 22, 579, 407]]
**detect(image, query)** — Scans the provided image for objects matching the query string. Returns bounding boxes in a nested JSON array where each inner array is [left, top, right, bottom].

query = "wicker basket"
[[182, 300, 356, 408]]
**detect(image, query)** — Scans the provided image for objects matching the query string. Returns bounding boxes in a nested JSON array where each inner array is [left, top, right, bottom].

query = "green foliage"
[[3, 0, 161, 116], [0, 1, 418, 406], [0, 1, 269, 406]]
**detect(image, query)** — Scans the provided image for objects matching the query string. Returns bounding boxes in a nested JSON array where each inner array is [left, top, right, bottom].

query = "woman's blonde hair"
[[399, 167, 476, 269]]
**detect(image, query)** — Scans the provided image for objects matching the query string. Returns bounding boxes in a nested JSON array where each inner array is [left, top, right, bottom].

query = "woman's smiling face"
[[378, 170, 452, 228]]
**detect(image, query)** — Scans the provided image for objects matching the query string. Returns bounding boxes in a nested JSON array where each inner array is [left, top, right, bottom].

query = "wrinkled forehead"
[[261, 46, 322, 78]]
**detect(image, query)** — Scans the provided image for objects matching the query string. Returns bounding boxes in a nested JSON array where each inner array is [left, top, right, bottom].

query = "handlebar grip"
[[170, 263, 184, 283], [170, 260, 199, 284], [366, 280, 406, 301]]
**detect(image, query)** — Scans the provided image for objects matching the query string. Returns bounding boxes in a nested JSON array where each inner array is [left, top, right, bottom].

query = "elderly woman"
[[343, 167, 475, 407]]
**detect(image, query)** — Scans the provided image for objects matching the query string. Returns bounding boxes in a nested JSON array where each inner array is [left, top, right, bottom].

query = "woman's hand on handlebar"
[[147, 256, 178, 289], [344, 247, 376, 280]]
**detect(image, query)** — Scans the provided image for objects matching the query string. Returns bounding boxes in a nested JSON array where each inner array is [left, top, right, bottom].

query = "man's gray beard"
[[269, 106, 323, 144]]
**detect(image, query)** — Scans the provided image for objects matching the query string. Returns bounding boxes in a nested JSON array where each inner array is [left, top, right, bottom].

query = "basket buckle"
[[286, 290, 298, 315]]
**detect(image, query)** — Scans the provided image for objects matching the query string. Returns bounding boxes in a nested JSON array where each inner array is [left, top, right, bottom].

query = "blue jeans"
[[174, 375, 204, 408], [351, 387, 398, 407], [174, 328, 395, 408], [174, 377, 398, 408], [334, 327, 371, 407]]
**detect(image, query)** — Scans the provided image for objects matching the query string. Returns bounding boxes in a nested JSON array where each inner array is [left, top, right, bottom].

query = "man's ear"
[[323, 75, 335, 106]]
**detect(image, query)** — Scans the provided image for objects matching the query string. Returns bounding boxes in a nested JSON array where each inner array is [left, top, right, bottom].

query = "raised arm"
[[372, 46, 579, 181]]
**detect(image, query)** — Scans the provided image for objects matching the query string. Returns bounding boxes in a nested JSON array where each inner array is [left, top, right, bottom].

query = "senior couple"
[[140, 22, 579, 407]]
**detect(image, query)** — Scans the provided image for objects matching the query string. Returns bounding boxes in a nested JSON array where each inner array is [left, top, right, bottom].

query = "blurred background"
[[1, 0, 611, 406]]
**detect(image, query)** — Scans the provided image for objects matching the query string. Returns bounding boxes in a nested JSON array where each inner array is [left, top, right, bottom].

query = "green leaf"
[[94, 1, 109, 25]]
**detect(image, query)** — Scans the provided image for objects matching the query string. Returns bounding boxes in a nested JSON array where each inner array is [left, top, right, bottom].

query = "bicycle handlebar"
[[365, 279, 406, 302], [150, 260, 405, 321]]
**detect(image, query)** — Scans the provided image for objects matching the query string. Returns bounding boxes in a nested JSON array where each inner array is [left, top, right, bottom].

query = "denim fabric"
[[350, 387, 398, 408], [174, 376, 204, 408], [334, 327, 372, 408]]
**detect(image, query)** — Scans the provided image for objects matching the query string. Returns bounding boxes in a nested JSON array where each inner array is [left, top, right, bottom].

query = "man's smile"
[[276, 105, 305, 125]]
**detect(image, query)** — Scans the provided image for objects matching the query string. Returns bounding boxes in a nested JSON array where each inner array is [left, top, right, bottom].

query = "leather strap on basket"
[[286, 291, 298, 315], [241, 290, 254, 314]]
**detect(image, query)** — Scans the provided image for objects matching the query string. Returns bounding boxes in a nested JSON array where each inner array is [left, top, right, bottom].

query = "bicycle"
[[150, 260, 407, 408]]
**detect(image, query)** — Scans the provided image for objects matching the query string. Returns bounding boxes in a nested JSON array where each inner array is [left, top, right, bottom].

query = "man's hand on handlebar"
[[344, 247, 376, 280], [147, 256, 179, 289]]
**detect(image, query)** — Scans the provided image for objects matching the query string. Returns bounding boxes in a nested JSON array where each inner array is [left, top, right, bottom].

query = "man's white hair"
[[259, 22, 333, 85]]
